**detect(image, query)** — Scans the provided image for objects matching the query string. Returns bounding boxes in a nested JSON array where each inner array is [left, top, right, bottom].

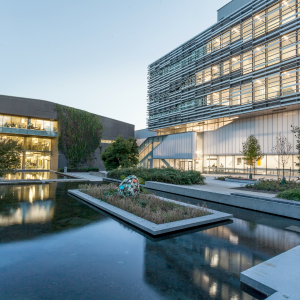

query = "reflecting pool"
[[2, 171, 69, 180], [0, 182, 299, 300]]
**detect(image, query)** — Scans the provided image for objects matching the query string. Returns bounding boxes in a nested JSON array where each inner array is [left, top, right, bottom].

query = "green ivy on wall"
[[55, 104, 103, 167]]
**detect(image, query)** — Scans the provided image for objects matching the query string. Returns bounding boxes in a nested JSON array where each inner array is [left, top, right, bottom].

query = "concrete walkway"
[[190, 174, 277, 198], [241, 245, 300, 299], [64, 172, 103, 182]]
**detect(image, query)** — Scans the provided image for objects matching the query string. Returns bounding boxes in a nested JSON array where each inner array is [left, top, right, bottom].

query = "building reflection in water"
[[144, 219, 300, 300], [0, 185, 53, 226]]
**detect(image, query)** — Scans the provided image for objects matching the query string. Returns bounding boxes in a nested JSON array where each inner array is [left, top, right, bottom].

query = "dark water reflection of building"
[[0, 183, 107, 243], [144, 217, 300, 300]]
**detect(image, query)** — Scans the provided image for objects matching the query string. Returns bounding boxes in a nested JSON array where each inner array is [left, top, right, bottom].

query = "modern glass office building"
[[0, 95, 134, 171], [139, 0, 300, 175]]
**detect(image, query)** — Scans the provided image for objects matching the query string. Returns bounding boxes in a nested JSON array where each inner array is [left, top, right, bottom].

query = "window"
[[267, 39, 280, 66], [231, 25, 241, 42], [212, 36, 221, 51], [196, 70, 204, 85], [221, 89, 230, 105], [231, 56, 240, 72], [3, 116, 11, 127], [267, 3, 280, 31], [221, 31, 230, 48], [212, 64, 221, 79], [230, 86, 240, 105], [204, 68, 211, 82], [267, 74, 280, 99], [11, 116, 21, 129], [241, 82, 252, 104], [212, 92, 220, 104], [281, 32, 296, 60], [223, 60, 230, 75], [254, 78, 266, 102], [242, 51, 252, 74], [254, 46, 266, 70], [281, 0, 296, 25], [242, 18, 252, 42], [281, 69, 297, 96], [254, 12, 266, 38]]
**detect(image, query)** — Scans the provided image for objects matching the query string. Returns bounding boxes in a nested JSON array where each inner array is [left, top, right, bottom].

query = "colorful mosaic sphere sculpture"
[[118, 175, 140, 197]]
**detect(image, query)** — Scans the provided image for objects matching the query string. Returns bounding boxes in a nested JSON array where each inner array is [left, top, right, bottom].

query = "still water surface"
[[0, 182, 299, 300]]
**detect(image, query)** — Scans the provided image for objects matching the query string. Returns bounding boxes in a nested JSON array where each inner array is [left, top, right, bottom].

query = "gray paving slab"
[[68, 189, 233, 235], [62, 172, 104, 182], [240, 245, 300, 300]]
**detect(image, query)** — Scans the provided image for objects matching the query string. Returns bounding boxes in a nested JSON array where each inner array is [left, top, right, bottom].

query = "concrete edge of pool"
[[0, 179, 91, 185], [68, 189, 233, 235], [240, 245, 300, 300], [143, 181, 300, 220]]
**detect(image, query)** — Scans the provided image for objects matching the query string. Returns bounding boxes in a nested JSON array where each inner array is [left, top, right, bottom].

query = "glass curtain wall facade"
[[147, 0, 300, 132], [0, 134, 53, 170], [142, 0, 300, 175]]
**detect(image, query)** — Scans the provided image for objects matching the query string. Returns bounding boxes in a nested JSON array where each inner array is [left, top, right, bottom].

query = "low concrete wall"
[[145, 181, 300, 220]]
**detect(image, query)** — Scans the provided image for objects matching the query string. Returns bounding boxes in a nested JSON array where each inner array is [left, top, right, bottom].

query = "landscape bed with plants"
[[78, 183, 209, 224], [107, 167, 206, 185], [239, 179, 300, 201]]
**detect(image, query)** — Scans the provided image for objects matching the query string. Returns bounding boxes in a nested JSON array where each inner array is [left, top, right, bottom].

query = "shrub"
[[107, 167, 205, 185], [276, 188, 300, 201], [244, 178, 300, 192], [214, 176, 225, 181]]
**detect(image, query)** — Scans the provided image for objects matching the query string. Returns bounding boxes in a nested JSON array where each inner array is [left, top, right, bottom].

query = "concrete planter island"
[[68, 189, 232, 236]]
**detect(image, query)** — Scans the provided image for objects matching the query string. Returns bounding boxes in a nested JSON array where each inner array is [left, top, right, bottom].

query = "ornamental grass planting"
[[79, 184, 209, 224]]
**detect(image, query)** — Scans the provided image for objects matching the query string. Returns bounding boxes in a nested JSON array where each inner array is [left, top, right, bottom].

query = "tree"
[[292, 125, 300, 176], [241, 134, 264, 179], [101, 135, 139, 171], [0, 138, 23, 177], [272, 132, 292, 184]]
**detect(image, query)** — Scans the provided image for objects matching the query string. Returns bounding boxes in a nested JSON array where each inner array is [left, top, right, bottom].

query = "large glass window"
[[204, 68, 211, 82], [254, 78, 266, 102], [222, 60, 230, 75], [212, 64, 221, 79], [25, 138, 51, 151], [231, 56, 240, 72], [241, 82, 252, 104], [281, 69, 297, 95], [221, 89, 230, 105], [231, 25, 241, 42], [230, 86, 240, 106], [267, 39, 280, 66], [267, 74, 280, 99], [281, 0, 296, 25], [281, 32, 296, 60], [242, 51, 252, 74], [11, 116, 21, 128], [3, 116, 11, 127], [242, 18, 252, 42], [25, 152, 50, 170], [235, 156, 245, 173], [267, 3, 280, 31], [254, 12, 266, 38], [221, 31, 230, 48], [254, 46, 266, 70]]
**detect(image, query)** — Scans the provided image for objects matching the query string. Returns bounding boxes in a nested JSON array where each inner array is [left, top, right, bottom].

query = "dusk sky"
[[0, 0, 229, 130]]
